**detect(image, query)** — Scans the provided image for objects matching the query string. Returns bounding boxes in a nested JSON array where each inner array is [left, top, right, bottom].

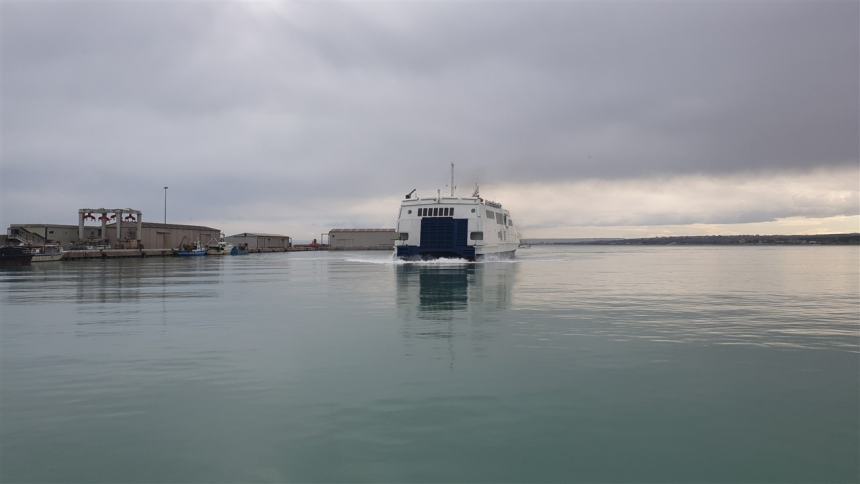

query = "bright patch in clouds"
[[490, 167, 860, 235]]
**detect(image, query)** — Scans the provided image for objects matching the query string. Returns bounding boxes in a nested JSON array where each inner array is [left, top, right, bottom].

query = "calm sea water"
[[1, 246, 858, 483]]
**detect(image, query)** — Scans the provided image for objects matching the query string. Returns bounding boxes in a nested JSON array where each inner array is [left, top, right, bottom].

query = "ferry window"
[[471, 208, 475, 213], [445, 208, 451, 216], [407, 210, 412, 215], [398, 232, 409, 240], [434, 207, 439, 216], [495, 213, 503, 224], [470, 231, 483, 241], [419, 208, 424, 216], [486, 210, 494, 219]]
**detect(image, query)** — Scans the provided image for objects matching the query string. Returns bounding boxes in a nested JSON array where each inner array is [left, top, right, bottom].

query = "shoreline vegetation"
[[522, 233, 860, 246]]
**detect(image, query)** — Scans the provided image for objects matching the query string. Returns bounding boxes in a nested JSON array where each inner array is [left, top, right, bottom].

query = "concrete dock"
[[54, 246, 326, 261]]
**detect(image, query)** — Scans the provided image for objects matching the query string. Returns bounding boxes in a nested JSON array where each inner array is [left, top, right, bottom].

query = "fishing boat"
[[394, 165, 519, 260], [0, 246, 33, 267], [230, 243, 249, 255], [31, 245, 64, 262], [206, 240, 234, 256], [175, 241, 207, 256]]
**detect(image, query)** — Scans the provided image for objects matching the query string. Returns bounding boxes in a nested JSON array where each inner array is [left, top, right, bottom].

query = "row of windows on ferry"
[[414, 207, 454, 217], [410, 207, 513, 226]]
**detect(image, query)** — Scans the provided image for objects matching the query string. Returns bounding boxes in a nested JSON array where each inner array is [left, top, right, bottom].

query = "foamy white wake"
[[344, 253, 519, 265], [344, 256, 475, 265]]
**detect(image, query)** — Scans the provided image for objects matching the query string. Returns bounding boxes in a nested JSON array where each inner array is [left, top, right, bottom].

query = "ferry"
[[395, 167, 519, 260]]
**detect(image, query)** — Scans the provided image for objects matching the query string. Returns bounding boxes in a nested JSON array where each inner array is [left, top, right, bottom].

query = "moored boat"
[[206, 240, 234, 256], [176, 241, 207, 256], [31, 245, 64, 262], [0, 246, 33, 267], [230, 243, 249, 255]]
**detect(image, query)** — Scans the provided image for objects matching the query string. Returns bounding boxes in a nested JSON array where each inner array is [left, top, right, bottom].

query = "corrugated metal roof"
[[14, 222, 221, 231], [108, 222, 220, 231], [329, 228, 395, 232], [10, 224, 79, 229], [226, 233, 290, 238]]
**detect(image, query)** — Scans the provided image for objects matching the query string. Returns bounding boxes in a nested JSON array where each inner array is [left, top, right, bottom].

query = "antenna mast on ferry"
[[450, 162, 455, 197]]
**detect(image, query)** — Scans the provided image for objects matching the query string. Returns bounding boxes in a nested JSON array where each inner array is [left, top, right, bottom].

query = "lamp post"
[[163, 186, 168, 224]]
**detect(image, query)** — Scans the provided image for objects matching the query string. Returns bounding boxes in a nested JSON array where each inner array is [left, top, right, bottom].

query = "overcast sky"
[[1, 0, 858, 240]]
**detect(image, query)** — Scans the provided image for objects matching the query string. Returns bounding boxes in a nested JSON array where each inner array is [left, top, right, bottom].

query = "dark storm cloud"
[[1, 0, 857, 230]]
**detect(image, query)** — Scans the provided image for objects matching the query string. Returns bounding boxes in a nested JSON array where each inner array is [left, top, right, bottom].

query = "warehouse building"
[[225, 233, 291, 251], [105, 222, 221, 249], [6, 222, 220, 250], [8, 224, 102, 245], [328, 229, 396, 250]]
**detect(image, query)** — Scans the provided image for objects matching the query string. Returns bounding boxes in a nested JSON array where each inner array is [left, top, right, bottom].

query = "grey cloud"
[[1, 0, 857, 230]]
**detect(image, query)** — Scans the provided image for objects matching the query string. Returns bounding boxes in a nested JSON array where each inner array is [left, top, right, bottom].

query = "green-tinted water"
[[1, 246, 858, 482]]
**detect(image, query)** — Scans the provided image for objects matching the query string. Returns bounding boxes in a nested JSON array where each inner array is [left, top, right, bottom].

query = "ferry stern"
[[394, 190, 518, 261]]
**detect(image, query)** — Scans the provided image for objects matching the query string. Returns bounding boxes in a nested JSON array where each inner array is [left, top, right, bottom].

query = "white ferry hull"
[[475, 242, 519, 259]]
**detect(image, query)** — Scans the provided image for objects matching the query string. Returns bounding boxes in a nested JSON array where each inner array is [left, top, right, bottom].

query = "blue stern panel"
[[397, 218, 475, 260]]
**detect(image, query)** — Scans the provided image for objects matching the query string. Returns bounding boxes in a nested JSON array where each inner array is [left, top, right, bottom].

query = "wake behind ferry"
[[395, 169, 519, 260]]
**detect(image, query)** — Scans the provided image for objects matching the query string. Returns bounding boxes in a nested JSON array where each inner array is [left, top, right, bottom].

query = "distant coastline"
[[522, 233, 860, 246]]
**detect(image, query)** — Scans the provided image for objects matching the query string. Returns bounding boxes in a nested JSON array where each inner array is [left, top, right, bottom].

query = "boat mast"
[[450, 162, 455, 197]]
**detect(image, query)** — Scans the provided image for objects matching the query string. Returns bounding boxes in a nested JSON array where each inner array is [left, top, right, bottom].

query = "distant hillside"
[[522, 233, 860, 246]]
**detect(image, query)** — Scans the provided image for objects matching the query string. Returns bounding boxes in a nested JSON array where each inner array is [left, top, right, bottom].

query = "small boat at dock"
[[230, 243, 249, 255], [175, 241, 207, 256], [0, 246, 33, 267], [206, 240, 234, 256], [31, 245, 64, 262]]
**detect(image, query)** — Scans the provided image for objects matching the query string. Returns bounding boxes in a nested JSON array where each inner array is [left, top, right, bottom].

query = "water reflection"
[[13, 258, 224, 305], [396, 262, 518, 337], [396, 265, 472, 323]]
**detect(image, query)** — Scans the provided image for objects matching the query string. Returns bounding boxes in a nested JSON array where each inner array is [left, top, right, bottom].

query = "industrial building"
[[225, 233, 291, 251], [4, 207, 222, 250], [328, 229, 396, 250], [7, 222, 220, 250], [105, 222, 220, 249], [8, 224, 103, 246]]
